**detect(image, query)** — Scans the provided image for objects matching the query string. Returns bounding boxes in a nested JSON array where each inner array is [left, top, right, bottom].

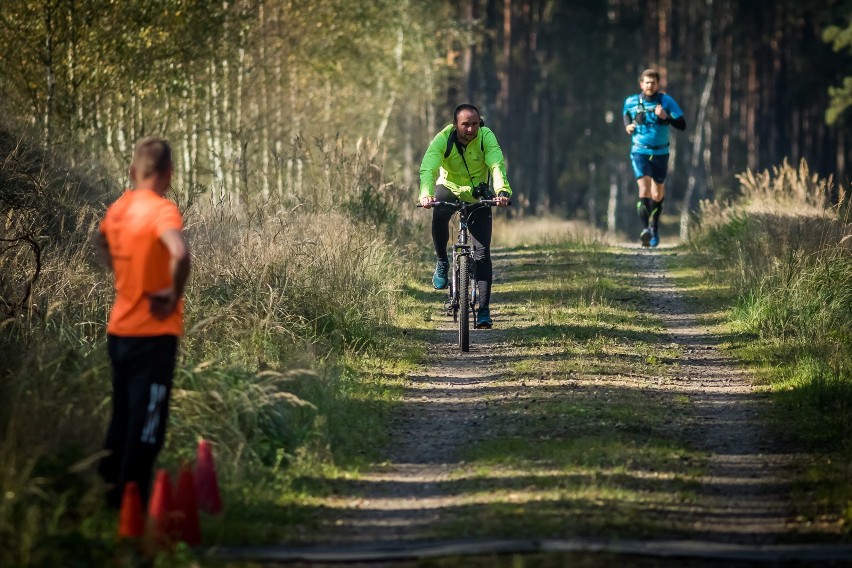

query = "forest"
[[1, 0, 850, 226]]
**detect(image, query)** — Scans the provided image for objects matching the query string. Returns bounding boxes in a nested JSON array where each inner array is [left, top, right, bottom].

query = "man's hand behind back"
[[147, 288, 178, 319]]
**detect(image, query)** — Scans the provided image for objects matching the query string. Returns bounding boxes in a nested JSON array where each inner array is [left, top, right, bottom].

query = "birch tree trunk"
[[43, 3, 56, 147], [273, 56, 284, 199], [208, 59, 224, 202], [234, 41, 246, 203], [105, 96, 115, 165], [181, 85, 192, 202], [425, 63, 436, 135], [607, 172, 618, 234], [375, 29, 404, 149], [116, 99, 128, 158], [587, 162, 597, 228], [404, 103, 414, 188], [221, 55, 231, 202], [259, 0, 271, 201], [93, 92, 102, 157], [190, 82, 199, 191]]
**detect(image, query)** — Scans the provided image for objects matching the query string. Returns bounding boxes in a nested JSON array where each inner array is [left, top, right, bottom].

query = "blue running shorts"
[[631, 153, 669, 183]]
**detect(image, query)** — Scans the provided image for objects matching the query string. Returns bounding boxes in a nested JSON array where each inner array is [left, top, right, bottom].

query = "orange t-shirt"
[[100, 188, 185, 336]]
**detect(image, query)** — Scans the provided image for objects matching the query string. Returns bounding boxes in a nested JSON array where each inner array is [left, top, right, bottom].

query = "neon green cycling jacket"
[[419, 124, 512, 203]]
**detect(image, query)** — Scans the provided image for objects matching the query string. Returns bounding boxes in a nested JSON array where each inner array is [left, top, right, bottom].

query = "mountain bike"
[[419, 198, 507, 352]]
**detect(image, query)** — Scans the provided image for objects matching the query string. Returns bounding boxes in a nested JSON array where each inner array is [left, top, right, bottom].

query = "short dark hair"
[[132, 137, 173, 179], [453, 103, 480, 123], [639, 68, 660, 82]]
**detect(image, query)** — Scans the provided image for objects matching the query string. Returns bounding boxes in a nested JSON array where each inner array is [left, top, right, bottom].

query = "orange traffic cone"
[[146, 469, 176, 550], [194, 439, 222, 515], [174, 462, 201, 546], [117, 481, 145, 539]]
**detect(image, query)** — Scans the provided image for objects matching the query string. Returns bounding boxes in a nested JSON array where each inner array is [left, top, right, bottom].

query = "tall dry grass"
[[690, 159, 852, 451], [492, 215, 611, 248]]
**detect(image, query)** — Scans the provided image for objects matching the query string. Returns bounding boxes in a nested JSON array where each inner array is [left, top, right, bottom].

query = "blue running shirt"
[[623, 92, 683, 156]]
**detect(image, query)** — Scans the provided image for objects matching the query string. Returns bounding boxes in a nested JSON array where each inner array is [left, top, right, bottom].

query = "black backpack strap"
[[444, 129, 457, 158]]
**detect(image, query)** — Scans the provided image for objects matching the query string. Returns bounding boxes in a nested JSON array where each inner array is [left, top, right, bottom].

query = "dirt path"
[[314, 244, 796, 547], [630, 244, 791, 542], [320, 320, 512, 542]]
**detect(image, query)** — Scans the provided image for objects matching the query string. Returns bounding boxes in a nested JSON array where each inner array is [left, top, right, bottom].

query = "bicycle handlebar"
[[416, 198, 512, 208]]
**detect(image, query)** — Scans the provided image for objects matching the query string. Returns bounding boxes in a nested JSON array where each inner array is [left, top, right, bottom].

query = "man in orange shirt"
[[95, 137, 190, 508]]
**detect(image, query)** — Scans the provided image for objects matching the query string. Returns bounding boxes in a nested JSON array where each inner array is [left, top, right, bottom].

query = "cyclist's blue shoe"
[[432, 258, 449, 290], [475, 307, 493, 329], [649, 228, 660, 248], [640, 227, 652, 247]]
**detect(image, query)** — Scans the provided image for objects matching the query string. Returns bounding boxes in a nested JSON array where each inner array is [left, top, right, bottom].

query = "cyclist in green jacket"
[[419, 103, 511, 329]]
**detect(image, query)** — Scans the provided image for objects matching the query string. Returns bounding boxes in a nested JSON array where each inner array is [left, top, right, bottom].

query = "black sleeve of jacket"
[[667, 116, 686, 131], [623, 112, 633, 128]]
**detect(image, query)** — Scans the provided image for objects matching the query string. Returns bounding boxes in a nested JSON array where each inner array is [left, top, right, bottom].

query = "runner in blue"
[[622, 68, 686, 247]]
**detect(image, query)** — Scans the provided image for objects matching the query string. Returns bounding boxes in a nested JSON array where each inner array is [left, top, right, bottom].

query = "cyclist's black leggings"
[[432, 185, 493, 308]]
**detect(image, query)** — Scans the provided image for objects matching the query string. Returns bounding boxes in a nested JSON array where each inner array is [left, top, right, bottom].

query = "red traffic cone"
[[194, 439, 222, 515], [117, 481, 145, 538], [146, 469, 176, 550], [174, 462, 202, 546]]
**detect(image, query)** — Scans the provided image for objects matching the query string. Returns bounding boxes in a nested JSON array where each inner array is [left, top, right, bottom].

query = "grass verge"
[[678, 159, 852, 534]]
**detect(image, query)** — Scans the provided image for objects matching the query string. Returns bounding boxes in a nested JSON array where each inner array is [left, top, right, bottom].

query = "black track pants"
[[98, 334, 177, 508]]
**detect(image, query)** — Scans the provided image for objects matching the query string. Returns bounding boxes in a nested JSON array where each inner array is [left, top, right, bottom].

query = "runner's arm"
[[148, 229, 190, 319], [623, 112, 637, 134], [667, 116, 686, 130], [658, 95, 686, 130], [161, 229, 190, 301]]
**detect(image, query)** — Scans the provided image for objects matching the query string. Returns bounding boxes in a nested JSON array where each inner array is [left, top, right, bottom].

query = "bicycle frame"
[[449, 204, 477, 316]]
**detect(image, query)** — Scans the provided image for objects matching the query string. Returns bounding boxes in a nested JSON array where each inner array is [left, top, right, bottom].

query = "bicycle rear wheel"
[[458, 255, 470, 351]]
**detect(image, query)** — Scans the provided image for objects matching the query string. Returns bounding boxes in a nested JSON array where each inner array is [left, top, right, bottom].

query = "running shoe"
[[640, 227, 652, 247], [475, 307, 493, 329], [432, 258, 449, 290], [649, 228, 659, 248]]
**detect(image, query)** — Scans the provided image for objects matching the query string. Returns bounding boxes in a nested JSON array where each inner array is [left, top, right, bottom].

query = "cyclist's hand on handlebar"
[[494, 195, 510, 207], [419, 195, 436, 209]]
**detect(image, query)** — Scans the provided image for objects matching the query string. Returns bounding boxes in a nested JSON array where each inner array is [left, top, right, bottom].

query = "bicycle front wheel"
[[458, 255, 470, 351]]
